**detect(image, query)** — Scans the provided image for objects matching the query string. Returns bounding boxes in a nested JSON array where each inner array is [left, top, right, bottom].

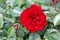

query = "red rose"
[[20, 4, 47, 32]]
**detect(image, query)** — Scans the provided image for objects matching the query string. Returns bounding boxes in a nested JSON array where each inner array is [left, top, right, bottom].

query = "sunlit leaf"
[[53, 14, 60, 26], [6, 0, 15, 7]]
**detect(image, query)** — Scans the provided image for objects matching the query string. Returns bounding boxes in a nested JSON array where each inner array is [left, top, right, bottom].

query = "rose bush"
[[0, 0, 60, 40], [20, 4, 47, 32]]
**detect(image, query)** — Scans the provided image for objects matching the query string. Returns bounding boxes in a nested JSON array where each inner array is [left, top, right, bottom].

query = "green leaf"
[[29, 33, 41, 40], [17, 30, 24, 37], [38, 0, 51, 4], [4, 15, 15, 23], [6, 0, 15, 7], [6, 8, 12, 14], [50, 6, 57, 14], [22, 27, 29, 33], [1, 0, 6, 3], [0, 7, 4, 13], [14, 0, 25, 7], [11, 6, 21, 17], [7, 27, 15, 38], [27, 0, 34, 4], [56, 2, 60, 8], [26, 0, 34, 8], [18, 37, 23, 40], [0, 14, 3, 29], [3, 21, 12, 30], [2, 29, 7, 37], [53, 14, 60, 26], [0, 36, 3, 40], [44, 29, 60, 40], [7, 37, 16, 40], [0, 1, 6, 9]]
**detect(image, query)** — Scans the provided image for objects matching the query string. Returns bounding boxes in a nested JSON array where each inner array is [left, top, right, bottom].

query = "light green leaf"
[[50, 6, 57, 14], [42, 6, 49, 10], [44, 29, 60, 40], [18, 37, 23, 40], [53, 14, 60, 26], [7, 37, 16, 40], [11, 6, 21, 17], [7, 27, 15, 38], [29, 33, 41, 40], [0, 14, 3, 29], [0, 7, 4, 13]]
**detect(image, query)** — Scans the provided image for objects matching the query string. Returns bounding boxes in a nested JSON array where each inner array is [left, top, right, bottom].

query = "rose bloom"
[[20, 4, 47, 32]]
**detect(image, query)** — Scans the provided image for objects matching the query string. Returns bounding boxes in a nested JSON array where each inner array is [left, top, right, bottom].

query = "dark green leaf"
[[17, 30, 24, 37]]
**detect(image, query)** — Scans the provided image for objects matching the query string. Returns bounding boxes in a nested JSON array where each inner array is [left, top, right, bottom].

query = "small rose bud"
[[13, 23, 19, 31]]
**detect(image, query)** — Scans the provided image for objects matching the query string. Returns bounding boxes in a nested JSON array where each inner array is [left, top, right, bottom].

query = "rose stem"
[[16, 30, 18, 40]]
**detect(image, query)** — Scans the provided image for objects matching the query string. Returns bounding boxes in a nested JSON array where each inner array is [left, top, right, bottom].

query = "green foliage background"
[[0, 0, 60, 40]]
